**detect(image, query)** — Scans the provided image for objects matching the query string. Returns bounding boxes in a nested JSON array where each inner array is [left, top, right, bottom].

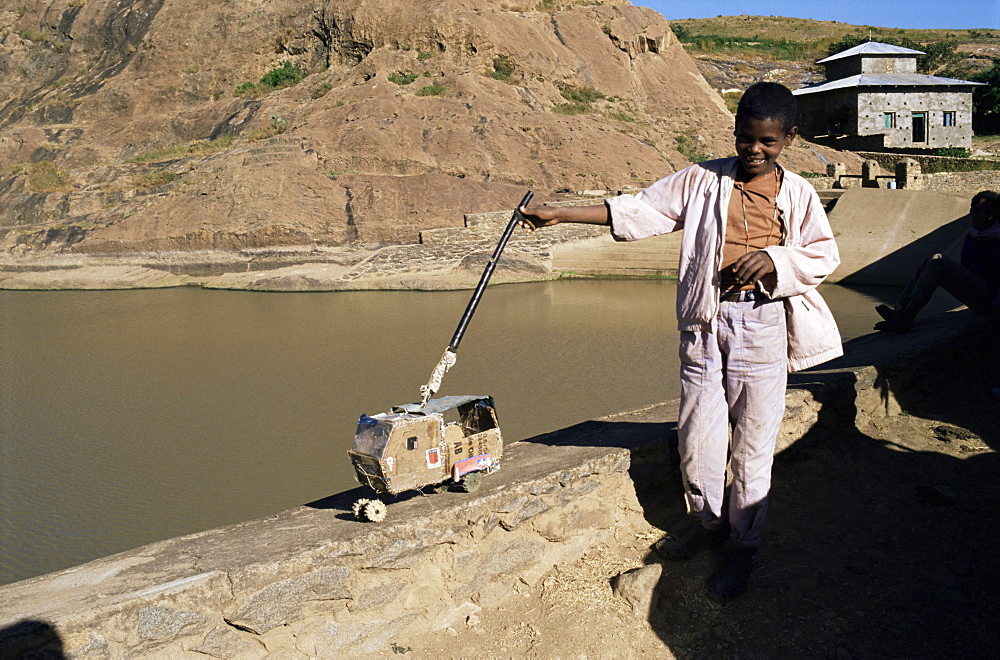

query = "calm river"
[[1, 280, 895, 585]]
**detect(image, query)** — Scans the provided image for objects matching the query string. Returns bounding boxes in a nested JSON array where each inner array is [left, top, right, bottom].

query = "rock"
[[612, 563, 663, 617]]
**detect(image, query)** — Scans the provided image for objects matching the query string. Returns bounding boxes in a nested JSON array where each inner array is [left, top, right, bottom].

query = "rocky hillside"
[[0, 0, 846, 256]]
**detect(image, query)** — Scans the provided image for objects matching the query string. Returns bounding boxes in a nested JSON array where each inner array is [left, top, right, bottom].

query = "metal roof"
[[818, 41, 925, 63], [793, 73, 984, 95]]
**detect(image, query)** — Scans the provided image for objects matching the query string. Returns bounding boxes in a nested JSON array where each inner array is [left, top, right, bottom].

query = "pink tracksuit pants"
[[677, 297, 787, 549]]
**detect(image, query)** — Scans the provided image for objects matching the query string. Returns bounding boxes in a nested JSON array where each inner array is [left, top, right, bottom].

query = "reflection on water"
[[0, 280, 898, 584]]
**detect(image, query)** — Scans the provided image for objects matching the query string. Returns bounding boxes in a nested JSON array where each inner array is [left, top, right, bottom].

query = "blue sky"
[[636, 1, 1000, 30]]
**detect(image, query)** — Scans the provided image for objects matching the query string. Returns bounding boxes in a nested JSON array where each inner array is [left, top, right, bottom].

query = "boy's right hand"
[[518, 204, 562, 232], [518, 203, 611, 231]]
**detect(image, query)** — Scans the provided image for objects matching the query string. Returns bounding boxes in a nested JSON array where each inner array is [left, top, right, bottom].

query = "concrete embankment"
[[0, 307, 988, 657], [0, 187, 988, 292]]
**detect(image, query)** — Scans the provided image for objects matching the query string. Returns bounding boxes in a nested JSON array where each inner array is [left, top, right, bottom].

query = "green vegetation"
[[550, 84, 606, 115], [970, 60, 1000, 131], [247, 114, 289, 140], [491, 55, 516, 81], [19, 29, 48, 43], [311, 82, 333, 99], [922, 159, 1000, 174], [234, 62, 307, 97], [670, 25, 813, 61], [933, 147, 972, 158], [131, 170, 179, 189], [674, 134, 710, 163], [417, 51, 432, 61], [603, 111, 635, 123], [416, 83, 447, 97], [552, 103, 588, 115], [27, 162, 72, 193], [389, 72, 419, 85], [128, 135, 238, 164], [560, 85, 604, 104]]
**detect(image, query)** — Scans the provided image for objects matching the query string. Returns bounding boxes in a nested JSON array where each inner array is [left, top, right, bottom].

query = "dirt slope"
[[0, 0, 844, 255]]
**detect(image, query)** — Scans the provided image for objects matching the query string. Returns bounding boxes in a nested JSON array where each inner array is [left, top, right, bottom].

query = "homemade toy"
[[348, 192, 533, 522]]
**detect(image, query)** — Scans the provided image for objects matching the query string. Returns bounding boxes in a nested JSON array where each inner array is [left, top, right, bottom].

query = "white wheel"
[[352, 498, 373, 519], [362, 499, 388, 522]]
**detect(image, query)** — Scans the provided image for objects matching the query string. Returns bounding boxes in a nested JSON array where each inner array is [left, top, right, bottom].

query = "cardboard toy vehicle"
[[348, 395, 503, 521], [346, 191, 531, 523]]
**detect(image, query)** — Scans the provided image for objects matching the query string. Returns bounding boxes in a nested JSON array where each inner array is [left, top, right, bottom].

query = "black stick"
[[447, 190, 534, 352]]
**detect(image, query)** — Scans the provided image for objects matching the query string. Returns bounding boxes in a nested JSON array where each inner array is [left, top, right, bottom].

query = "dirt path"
[[401, 337, 1000, 658]]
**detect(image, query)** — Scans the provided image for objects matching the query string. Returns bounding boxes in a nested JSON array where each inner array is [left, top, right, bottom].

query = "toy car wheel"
[[352, 498, 373, 519], [455, 471, 483, 493], [362, 499, 388, 522]]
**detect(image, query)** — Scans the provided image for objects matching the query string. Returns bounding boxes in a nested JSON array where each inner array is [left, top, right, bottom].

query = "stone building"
[[792, 41, 982, 151]]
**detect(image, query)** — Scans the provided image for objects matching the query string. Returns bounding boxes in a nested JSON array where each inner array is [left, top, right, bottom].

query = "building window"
[[912, 112, 927, 143], [943, 111, 956, 127], [883, 112, 896, 129]]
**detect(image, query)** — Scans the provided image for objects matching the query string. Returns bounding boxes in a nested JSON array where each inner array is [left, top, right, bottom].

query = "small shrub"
[[131, 171, 178, 189], [552, 102, 589, 115], [234, 81, 258, 96], [417, 51, 432, 61], [560, 85, 604, 104], [799, 171, 822, 178], [603, 111, 635, 123], [247, 115, 290, 141], [234, 62, 307, 96], [311, 82, 333, 99], [389, 72, 418, 85], [260, 61, 306, 89], [19, 29, 47, 43], [416, 83, 446, 97], [722, 91, 742, 114], [128, 135, 236, 163], [491, 55, 515, 81], [675, 134, 710, 163], [28, 162, 72, 192], [934, 147, 971, 158]]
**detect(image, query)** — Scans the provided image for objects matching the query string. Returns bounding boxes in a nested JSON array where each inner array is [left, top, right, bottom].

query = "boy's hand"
[[518, 204, 562, 231], [732, 251, 775, 285], [518, 203, 610, 231]]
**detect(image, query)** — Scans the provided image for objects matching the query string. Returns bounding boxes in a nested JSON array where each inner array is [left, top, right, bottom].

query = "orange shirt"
[[720, 168, 784, 289]]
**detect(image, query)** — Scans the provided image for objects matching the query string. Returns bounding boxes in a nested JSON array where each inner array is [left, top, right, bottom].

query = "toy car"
[[348, 395, 503, 521]]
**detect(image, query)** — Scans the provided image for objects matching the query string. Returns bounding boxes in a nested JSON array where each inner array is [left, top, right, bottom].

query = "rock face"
[[0, 0, 841, 255]]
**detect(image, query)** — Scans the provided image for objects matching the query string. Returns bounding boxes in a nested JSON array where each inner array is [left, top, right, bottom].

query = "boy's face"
[[733, 117, 797, 181]]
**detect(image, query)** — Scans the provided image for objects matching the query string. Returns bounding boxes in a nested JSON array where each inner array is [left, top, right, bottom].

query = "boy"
[[519, 82, 842, 601]]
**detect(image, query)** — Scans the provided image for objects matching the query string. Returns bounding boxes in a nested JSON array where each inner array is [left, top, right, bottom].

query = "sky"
[[636, 1, 1000, 31]]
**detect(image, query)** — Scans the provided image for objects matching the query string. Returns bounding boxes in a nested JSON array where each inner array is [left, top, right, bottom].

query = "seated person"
[[875, 190, 1000, 332]]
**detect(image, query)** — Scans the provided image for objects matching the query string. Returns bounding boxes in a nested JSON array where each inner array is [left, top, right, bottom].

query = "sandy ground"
[[395, 336, 1000, 658]]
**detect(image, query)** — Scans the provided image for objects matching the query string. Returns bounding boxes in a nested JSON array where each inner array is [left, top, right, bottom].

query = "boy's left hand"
[[732, 251, 775, 285]]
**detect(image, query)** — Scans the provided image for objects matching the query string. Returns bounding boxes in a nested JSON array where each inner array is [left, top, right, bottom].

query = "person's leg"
[[884, 254, 993, 330], [676, 322, 730, 529], [720, 299, 788, 549], [707, 299, 787, 601], [655, 323, 731, 560]]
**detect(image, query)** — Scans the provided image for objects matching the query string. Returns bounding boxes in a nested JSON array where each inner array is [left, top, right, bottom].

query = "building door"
[[912, 112, 926, 143]]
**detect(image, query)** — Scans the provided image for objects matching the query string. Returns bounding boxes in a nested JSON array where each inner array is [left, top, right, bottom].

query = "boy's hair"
[[736, 82, 797, 133]]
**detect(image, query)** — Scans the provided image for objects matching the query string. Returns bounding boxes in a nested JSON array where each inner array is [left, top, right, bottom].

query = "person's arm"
[[518, 203, 610, 231]]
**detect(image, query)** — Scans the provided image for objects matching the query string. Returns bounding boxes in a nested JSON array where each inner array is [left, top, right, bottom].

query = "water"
[[0, 280, 896, 585]]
